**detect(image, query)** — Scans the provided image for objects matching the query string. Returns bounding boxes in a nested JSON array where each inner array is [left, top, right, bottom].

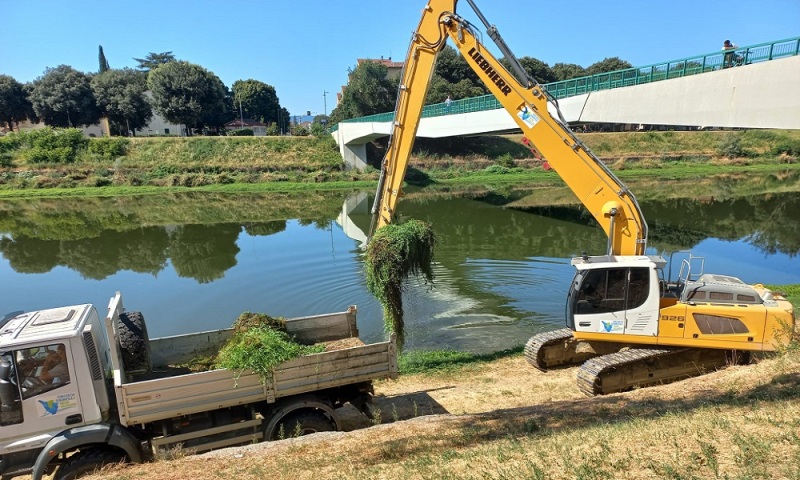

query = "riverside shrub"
[[88, 137, 129, 159]]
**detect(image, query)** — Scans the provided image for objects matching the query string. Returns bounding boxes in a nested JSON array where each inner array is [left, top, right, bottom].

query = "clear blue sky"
[[2, 0, 798, 117]]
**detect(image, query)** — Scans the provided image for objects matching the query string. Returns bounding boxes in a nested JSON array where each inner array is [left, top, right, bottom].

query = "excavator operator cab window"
[[573, 267, 650, 315]]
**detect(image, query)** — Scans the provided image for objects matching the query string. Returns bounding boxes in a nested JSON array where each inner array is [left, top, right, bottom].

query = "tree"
[[278, 107, 290, 134], [310, 114, 330, 137], [231, 79, 283, 125], [518, 57, 557, 84], [552, 63, 587, 81], [29, 65, 100, 127], [425, 74, 485, 104], [91, 68, 152, 135], [329, 61, 397, 123], [98, 45, 110, 73], [147, 61, 226, 133], [134, 51, 176, 72], [200, 83, 233, 134], [499, 56, 557, 85], [434, 46, 486, 92], [426, 45, 488, 103], [0, 75, 32, 131], [586, 57, 633, 76]]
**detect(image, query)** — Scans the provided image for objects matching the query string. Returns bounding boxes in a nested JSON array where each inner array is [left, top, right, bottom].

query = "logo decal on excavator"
[[601, 320, 624, 333], [517, 105, 539, 128], [467, 47, 512, 96]]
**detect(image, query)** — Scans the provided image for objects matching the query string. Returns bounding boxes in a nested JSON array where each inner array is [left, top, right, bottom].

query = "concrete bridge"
[[333, 38, 800, 170]]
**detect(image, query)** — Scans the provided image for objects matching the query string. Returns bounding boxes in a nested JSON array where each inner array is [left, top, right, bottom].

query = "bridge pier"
[[339, 142, 368, 171]]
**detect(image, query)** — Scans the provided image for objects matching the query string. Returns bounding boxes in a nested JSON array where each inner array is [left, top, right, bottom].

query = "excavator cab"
[[567, 255, 664, 337]]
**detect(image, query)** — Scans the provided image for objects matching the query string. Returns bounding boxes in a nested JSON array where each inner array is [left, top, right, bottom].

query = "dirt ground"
[[337, 355, 586, 432]]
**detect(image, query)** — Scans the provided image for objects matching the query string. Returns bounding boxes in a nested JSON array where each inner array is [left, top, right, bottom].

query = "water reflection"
[[1, 184, 799, 353]]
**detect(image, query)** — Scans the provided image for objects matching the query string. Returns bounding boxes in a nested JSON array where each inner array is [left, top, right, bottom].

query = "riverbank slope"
[[1, 129, 798, 197]]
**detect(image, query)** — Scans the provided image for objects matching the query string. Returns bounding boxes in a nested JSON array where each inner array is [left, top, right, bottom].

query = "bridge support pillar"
[[339, 142, 368, 171]]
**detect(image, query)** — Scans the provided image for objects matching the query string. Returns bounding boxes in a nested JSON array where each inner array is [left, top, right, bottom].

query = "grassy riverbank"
[[1, 129, 799, 198]]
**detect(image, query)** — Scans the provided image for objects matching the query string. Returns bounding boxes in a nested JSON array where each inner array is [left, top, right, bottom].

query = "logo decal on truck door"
[[36, 392, 78, 417]]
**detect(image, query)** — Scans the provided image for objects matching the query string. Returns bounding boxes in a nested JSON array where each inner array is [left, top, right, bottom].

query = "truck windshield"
[[16, 344, 71, 400]]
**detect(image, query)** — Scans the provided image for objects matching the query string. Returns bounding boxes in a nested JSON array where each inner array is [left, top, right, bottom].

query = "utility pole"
[[323, 91, 330, 133]]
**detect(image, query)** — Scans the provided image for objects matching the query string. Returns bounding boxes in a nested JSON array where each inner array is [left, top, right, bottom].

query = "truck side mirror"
[[0, 360, 10, 382], [0, 359, 17, 413]]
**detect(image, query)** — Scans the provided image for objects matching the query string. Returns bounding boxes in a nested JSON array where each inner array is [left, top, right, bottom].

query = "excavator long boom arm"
[[371, 0, 648, 256]]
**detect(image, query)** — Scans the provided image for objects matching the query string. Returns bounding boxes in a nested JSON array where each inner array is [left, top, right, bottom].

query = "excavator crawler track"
[[524, 329, 584, 371], [576, 347, 732, 396], [524, 329, 627, 371]]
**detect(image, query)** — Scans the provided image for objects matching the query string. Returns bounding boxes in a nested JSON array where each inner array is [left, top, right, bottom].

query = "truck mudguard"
[[31, 423, 142, 480], [263, 396, 340, 439]]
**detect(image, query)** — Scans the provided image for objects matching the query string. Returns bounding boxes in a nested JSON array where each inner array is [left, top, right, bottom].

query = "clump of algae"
[[364, 219, 436, 349]]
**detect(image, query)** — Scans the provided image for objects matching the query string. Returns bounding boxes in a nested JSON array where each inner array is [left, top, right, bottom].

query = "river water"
[[2, 179, 800, 353]]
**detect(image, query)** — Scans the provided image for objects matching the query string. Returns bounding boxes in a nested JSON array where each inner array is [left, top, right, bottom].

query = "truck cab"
[[0, 303, 114, 478], [1, 293, 397, 480]]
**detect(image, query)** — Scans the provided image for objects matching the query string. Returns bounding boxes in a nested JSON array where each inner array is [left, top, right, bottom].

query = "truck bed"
[[103, 296, 398, 427]]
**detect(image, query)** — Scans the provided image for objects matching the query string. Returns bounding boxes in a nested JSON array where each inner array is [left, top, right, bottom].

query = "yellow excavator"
[[370, 0, 795, 395]]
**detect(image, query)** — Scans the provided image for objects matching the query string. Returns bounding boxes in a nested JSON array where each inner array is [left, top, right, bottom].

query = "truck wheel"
[[117, 311, 151, 373], [269, 409, 335, 440], [54, 448, 127, 480]]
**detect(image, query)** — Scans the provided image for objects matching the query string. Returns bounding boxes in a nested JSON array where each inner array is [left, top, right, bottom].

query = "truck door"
[[16, 343, 84, 435]]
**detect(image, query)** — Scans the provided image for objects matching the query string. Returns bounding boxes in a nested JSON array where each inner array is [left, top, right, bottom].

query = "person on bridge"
[[722, 40, 739, 68]]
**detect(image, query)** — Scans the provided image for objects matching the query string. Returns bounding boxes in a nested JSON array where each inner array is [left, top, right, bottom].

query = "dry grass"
[[81, 349, 800, 480]]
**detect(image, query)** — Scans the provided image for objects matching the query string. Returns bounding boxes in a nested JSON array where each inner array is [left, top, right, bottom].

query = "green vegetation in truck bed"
[[215, 311, 324, 381]]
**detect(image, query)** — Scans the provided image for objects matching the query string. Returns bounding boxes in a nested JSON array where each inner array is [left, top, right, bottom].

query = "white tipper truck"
[[0, 292, 398, 479]]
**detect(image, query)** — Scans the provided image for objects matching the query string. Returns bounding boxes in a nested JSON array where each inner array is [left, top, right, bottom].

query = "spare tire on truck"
[[117, 311, 151, 373]]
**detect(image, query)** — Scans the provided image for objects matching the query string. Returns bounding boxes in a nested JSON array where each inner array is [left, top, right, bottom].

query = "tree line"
[[0, 49, 291, 136], [330, 45, 632, 124]]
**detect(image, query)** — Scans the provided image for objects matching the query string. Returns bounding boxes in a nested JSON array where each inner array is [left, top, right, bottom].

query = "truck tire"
[[269, 409, 335, 440], [117, 311, 150, 373], [54, 448, 127, 480]]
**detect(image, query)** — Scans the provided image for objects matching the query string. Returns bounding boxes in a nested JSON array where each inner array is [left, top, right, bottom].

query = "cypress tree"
[[98, 45, 110, 73]]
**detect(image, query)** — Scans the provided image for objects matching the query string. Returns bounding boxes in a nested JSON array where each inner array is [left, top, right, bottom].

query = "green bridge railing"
[[330, 36, 799, 133]]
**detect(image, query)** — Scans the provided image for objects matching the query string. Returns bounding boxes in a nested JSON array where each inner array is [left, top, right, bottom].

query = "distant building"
[[356, 56, 404, 80], [224, 118, 267, 136]]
